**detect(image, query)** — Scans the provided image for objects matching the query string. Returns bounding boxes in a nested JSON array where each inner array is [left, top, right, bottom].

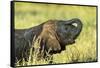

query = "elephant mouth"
[[67, 38, 75, 44], [62, 37, 75, 45]]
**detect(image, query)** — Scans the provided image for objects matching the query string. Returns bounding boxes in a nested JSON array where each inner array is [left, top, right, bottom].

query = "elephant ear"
[[39, 20, 61, 52], [46, 30, 61, 51]]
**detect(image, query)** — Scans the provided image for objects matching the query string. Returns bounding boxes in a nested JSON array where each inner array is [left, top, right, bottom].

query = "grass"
[[14, 2, 97, 66]]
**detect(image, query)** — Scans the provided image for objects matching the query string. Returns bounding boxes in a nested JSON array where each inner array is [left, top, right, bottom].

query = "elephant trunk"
[[74, 19, 82, 39], [68, 18, 83, 39]]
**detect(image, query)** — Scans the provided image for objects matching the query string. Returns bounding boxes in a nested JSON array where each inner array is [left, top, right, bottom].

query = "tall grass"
[[14, 2, 97, 66]]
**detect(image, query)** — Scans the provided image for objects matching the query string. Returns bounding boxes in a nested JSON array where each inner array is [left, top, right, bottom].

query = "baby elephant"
[[15, 18, 83, 62]]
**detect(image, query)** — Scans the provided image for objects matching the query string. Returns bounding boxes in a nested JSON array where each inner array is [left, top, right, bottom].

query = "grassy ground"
[[14, 2, 97, 66]]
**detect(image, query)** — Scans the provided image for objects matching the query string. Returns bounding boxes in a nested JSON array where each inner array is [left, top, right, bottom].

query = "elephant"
[[15, 18, 83, 62]]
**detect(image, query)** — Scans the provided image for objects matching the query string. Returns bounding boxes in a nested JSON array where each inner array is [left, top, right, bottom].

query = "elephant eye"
[[65, 27, 68, 30]]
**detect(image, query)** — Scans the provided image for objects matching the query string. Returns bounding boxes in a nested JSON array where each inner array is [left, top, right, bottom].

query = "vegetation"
[[14, 2, 97, 66]]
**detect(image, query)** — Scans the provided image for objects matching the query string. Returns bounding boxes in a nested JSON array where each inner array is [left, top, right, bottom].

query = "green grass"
[[14, 2, 97, 66]]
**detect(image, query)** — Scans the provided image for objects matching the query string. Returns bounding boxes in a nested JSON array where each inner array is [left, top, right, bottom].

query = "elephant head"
[[37, 18, 83, 54], [56, 18, 82, 45]]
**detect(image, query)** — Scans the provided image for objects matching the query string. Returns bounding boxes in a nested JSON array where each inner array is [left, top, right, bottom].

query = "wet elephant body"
[[15, 18, 83, 61]]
